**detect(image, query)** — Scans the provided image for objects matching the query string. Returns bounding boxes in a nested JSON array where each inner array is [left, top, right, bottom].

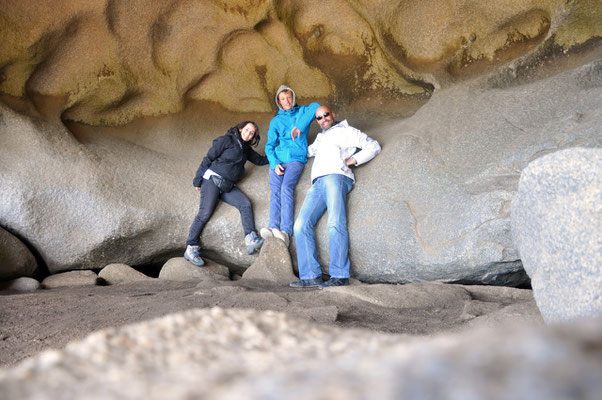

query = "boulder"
[[98, 264, 154, 285], [41, 270, 99, 289], [241, 238, 296, 284], [0, 277, 40, 293], [0, 308, 599, 399], [0, 226, 38, 280], [158, 258, 230, 282], [512, 148, 602, 324]]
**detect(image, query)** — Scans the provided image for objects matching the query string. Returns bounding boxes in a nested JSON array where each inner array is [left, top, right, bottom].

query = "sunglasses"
[[316, 112, 330, 121]]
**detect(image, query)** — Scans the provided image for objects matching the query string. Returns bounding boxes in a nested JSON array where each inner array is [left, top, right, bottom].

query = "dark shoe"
[[289, 277, 323, 288], [318, 277, 349, 289]]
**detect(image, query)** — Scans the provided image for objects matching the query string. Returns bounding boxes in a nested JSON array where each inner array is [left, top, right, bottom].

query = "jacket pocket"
[[210, 175, 235, 193]]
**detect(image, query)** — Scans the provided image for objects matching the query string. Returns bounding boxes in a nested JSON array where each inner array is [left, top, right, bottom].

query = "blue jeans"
[[294, 174, 353, 279], [268, 161, 305, 235]]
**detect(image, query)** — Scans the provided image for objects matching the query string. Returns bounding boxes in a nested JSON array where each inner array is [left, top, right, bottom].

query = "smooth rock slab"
[[159, 257, 230, 282], [512, 148, 602, 323], [41, 270, 99, 289], [459, 284, 536, 303], [0, 226, 38, 280], [461, 302, 544, 330], [98, 264, 154, 285], [322, 282, 471, 309]]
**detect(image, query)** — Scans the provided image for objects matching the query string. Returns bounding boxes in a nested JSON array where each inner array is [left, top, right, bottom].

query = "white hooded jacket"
[[308, 120, 381, 184]]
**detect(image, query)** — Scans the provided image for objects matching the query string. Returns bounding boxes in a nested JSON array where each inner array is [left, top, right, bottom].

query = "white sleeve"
[[348, 127, 381, 165], [307, 133, 323, 158]]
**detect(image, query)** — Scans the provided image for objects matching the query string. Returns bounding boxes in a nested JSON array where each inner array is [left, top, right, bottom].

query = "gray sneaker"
[[245, 231, 264, 254], [184, 245, 205, 266]]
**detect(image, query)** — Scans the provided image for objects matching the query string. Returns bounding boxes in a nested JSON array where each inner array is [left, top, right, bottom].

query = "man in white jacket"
[[291, 106, 381, 289]]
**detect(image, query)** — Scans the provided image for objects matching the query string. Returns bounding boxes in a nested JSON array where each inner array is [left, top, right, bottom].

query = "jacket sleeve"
[[307, 132, 323, 158], [192, 136, 226, 186], [296, 102, 321, 134], [247, 147, 269, 166], [347, 127, 381, 166], [264, 119, 282, 169]]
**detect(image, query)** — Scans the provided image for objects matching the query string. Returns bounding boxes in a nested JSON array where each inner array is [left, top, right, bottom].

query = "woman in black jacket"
[[184, 121, 269, 266]]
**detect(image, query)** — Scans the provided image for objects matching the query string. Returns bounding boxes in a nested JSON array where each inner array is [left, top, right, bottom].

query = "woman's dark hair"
[[235, 120, 260, 146]]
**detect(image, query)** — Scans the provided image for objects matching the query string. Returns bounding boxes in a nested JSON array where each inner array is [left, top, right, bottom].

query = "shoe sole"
[[246, 241, 264, 255], [184, 253, 205, 267], [272, 231, 290, 247], [259, 228, 274, 240], [289, 282, 322, 288]]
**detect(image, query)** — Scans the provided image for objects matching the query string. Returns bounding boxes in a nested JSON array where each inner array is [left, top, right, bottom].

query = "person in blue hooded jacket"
[[260, 85, 320, 246]]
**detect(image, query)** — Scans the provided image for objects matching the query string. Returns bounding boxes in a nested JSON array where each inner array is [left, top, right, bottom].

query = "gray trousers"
[[185, 178, 255, 246]]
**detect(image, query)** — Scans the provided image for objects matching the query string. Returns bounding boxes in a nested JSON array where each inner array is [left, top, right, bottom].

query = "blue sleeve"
[[296, 102, 321, 136], [265, 119, 281, 169]]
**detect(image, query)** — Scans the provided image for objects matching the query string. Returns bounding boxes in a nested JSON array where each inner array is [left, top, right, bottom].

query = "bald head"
[[315, 106, 335, 130]]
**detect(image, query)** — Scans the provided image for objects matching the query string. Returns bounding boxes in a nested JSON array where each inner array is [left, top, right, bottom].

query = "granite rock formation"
[[0, 1, 601, 283], [1, 0, 600, 125], [0, 226, 38, 280], [512, 148, 602, 323]]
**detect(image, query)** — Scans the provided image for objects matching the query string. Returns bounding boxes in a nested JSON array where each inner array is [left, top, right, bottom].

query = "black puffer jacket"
[[193, 127, 268, 186]]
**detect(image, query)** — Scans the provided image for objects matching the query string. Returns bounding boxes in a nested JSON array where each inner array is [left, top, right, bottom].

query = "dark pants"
[[185, 178, 255, 246]]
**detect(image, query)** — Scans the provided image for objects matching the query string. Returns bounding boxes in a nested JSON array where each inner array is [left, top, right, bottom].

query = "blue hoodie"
[[265, 85, 320, 169]]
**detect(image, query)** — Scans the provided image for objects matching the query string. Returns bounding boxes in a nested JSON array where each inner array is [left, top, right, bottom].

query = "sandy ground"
[[0, 278, 541, 367]]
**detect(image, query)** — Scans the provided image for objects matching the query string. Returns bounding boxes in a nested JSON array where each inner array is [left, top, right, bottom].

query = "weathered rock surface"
[[158, 257, 230, 282], [0, 226, 38, 280], [98, 263, 154, 285], [1, 57, 601, 282], [241, 238, 296, 284], [1, 0, 599, 133], [1, 1, 600, 125], [512, 148, 602, 324], [0, 1, 600, 284], [0, 307, 598, 400], [303, 57, 601, 284], [0, 277, 40, 293], [41, 270, 99, 288]]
